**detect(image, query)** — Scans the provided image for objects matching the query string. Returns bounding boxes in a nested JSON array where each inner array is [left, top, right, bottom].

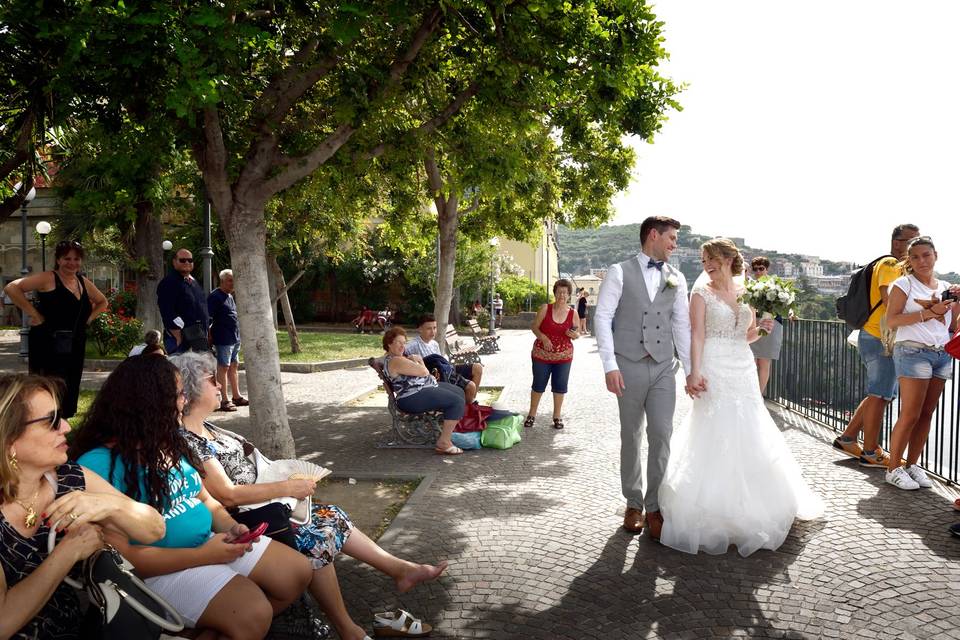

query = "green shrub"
[[498, 275, 548, 314]]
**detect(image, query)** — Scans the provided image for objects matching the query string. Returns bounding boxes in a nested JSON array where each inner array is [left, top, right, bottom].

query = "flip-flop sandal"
[[373, 609, 433, 637], [552, 417, 564, 430], [523, 415, 535, 428], [434, 445, 463, 456]]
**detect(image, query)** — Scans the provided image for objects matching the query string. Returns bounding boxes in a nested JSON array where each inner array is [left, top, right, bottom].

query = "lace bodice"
[[692, 284, 752, 340]]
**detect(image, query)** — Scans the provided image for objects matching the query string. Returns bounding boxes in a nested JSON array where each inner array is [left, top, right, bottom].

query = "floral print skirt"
[[294, 504, 353, 569]]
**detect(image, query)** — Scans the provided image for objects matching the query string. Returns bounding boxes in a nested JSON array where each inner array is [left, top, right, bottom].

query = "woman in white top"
[[883, 236, 960, 490]]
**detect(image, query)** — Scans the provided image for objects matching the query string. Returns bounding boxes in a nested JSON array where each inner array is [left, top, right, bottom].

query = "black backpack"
[[836, 254, 894, 329]]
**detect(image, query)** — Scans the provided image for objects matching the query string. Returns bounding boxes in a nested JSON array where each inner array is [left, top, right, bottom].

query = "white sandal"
[[373, 609, 432, 637]]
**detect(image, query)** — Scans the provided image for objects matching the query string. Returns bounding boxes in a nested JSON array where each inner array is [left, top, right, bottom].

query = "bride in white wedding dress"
[[659, 238, 823, 556]]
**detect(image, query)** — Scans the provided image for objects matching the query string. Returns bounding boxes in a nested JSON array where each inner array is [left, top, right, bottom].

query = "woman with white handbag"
[[0, 373, 166, 639], [172, 352, 446, 640]]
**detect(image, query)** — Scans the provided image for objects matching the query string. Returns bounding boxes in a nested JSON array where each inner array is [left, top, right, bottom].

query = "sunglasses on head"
[[24, 407, 61, 430], [55, 240, 82, 250], [178, 257, 194, 263]]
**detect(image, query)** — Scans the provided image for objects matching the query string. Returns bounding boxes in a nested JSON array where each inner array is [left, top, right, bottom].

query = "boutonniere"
[[665, 275, 679, 289]]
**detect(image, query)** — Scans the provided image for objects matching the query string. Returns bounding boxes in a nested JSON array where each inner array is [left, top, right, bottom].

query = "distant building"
[[807, 275, 848, 295], [571, 274, 603, 306], [496, 220, 559, 289], [0, 187, 121, 292], [800, 261, 824, 277]]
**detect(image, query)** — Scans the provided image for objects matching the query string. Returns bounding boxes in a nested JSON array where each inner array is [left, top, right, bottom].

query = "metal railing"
[[768, 319, 959, 485]]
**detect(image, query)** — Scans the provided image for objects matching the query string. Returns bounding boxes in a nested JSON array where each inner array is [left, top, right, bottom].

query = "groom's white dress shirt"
[[594, 251, 692, 375]]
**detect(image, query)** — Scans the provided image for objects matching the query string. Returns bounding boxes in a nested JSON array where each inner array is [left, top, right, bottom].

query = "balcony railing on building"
[[768, 319, 958, 485]]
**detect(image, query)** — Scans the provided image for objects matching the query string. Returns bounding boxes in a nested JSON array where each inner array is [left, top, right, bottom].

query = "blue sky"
[[612, 0, 960, 273]]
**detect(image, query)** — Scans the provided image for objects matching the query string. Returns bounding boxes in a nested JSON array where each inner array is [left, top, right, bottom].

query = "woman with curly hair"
[[70, 356, 317, 640], [171, 351, 445, 640]]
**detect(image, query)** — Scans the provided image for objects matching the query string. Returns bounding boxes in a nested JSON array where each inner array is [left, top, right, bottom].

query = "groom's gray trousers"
[[616, 354, 678, 512]]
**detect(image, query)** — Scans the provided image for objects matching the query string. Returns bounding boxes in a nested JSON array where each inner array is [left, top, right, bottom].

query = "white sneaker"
[[885, 466, 920, 490], [904, 464, 934, 488]]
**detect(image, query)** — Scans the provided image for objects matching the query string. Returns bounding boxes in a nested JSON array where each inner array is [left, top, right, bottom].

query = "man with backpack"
[[833, 223, 920, 467]]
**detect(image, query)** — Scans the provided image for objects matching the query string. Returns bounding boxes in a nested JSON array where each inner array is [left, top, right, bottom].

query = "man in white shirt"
[[594, 216, 700, 539], [405, 314, 483, 404]]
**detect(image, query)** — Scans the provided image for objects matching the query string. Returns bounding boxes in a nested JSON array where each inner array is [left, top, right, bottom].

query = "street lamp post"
[[488, 237, 499, 335], [35, 221, 51, 272], [14, 182, 37, 361], [199, 186, 214, 293], [162, 240, 173, 271]]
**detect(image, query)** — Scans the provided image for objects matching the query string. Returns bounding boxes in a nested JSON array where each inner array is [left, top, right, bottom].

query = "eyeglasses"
[[55, 240, 82, 250], [24, 407, 61, 431], [206, 374, 219, 387], [177, 258, 194, 263], [752, 266, 767, 272]]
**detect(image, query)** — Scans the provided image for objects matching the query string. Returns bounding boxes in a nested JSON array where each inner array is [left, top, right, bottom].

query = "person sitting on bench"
[[404, 314, 483, 404], [383, 327, 466, 455]]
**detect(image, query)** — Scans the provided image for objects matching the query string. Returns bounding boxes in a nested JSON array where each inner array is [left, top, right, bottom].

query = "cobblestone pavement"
[[3, 331, 959, 639]]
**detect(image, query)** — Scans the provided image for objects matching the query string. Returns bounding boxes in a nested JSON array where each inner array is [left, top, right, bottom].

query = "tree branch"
[[196, 107, 233, 216], [259, 123, 356, 195], [362, 81, 480, 161], [253, 39, 339, 128], [258, 6, 445, 196]]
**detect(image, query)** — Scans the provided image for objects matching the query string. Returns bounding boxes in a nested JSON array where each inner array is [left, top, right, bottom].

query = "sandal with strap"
[[523, 415, 535, 428], [373, 609, 432, 638], [552, 417, 564, 430]]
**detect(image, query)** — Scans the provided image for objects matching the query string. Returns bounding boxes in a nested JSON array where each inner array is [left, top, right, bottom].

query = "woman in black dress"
[[576, 288, 589, 334], [4, 241, 107, 417]]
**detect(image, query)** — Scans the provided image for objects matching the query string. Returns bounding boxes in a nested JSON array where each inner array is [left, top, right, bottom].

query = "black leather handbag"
[[48, 529, 184, 639], [181, 322, 209, 352]]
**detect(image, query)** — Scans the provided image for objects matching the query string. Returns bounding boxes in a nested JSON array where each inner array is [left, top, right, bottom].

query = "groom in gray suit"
[[594, 216, 700, 539]]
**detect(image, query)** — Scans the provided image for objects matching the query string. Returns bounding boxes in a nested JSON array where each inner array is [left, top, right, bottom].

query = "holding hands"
[[685, 373, 708, 399]]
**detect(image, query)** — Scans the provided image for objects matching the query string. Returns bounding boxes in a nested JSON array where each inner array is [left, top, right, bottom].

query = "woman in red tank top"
[[526, 279, 580, 429]]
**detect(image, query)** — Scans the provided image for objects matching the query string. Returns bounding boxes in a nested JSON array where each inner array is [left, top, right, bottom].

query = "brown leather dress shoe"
[[646, 510, 663, 541], [623, 507, 645, 533]]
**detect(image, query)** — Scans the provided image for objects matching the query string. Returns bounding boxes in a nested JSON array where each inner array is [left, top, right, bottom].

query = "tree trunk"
[[433, 195, 459, 349], [448, 287, 460, 326], [224, 206, 296, 458], [265, 255, 279, 330], [132, 201, 163, 331], [268, 255, 302, 354]]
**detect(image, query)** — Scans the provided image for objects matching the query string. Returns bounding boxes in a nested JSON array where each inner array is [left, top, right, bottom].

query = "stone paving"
[[3, 330, 959, 639]]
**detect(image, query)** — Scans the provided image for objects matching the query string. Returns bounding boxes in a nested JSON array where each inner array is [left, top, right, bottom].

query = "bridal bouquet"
[[742, 276, 797, 336]]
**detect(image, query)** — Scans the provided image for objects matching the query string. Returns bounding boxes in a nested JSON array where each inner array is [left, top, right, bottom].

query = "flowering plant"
[[741, 276, 797, 336], [665, 275, 679, 289], [89, 289, 143, 356]]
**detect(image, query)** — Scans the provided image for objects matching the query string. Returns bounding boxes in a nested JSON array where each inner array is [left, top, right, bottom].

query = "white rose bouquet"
[[741, 276, 797, 336]]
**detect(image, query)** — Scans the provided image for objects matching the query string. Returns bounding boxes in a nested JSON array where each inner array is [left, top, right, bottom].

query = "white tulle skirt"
[[659, 337, 824, 557]]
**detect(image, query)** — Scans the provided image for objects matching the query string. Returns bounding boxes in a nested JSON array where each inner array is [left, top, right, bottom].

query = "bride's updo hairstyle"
[[701, 237, 744, 276]]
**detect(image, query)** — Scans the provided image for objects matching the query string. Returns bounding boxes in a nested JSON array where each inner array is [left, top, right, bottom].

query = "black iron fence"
[[768, 319, 959, 485]]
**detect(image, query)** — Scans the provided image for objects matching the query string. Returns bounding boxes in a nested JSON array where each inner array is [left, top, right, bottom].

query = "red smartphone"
[[231, 522, 268, 544]]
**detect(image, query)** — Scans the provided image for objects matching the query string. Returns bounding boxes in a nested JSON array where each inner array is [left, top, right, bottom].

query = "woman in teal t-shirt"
[[71, 356, 315, 638]]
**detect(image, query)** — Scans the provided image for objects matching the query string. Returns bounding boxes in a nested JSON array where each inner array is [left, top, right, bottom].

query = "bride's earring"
[[9, 450, 19, 471]]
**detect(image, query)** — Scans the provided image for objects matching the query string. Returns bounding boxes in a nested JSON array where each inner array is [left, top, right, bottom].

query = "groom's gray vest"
[[612, 257, 678, 363]]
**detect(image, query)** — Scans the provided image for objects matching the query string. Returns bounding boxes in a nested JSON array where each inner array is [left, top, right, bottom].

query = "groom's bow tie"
[[646, 259, 664, 271]]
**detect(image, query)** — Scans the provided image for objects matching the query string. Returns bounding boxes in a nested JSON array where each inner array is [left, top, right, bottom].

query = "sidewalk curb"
[[327, 472, 437, 548]]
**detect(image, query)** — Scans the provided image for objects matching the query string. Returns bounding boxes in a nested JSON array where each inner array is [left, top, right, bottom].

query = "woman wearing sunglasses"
[[0, 374, 165, 640], [3, 240, 108, 418], [747, 256, 784, 394]]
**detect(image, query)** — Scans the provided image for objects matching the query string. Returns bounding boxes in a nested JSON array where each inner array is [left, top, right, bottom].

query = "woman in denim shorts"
[[883, 237, 960, 490]]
